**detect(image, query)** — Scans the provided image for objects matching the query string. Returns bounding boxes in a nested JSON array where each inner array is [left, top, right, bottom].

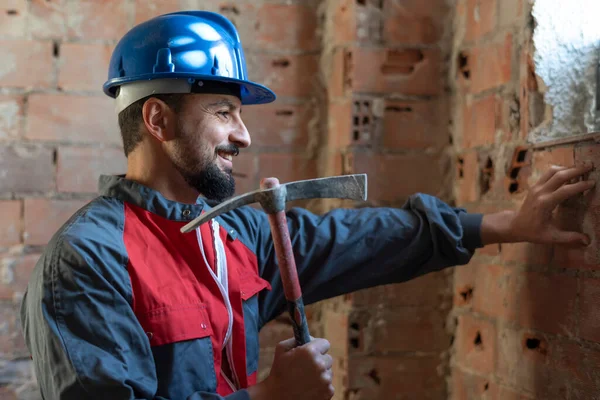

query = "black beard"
[[179, 159, 236, 203], [171, 136, 238, 203]]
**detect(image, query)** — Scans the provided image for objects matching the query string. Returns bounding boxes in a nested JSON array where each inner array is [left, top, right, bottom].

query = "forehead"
[[186, 93, 242, 109]]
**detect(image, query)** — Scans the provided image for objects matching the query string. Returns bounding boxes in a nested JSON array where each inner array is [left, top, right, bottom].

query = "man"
[[20, 11, 593, 400]]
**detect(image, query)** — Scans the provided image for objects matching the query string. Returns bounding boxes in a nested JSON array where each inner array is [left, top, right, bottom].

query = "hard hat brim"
[[104, 73, 276, 106]]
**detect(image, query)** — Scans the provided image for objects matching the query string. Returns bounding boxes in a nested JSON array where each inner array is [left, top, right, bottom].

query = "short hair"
[[117, 94, 185, 157]]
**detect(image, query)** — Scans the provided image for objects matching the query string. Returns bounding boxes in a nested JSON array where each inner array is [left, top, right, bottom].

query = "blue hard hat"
[[103, 11, 276, 112]]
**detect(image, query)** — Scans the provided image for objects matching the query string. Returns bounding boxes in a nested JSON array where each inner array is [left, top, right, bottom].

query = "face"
[[165, 93, 250, 202]]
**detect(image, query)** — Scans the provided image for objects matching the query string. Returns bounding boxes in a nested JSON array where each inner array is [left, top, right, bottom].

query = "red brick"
[[454, 262, 477, 307], [0, 201, 22, 247], [382, 99, 448, 150], [248, 53, 319, 98], [383, 0, 448, 45], [517, 272, 577, 335], [456, 151, 479, 205], [498, 328, 600, 397], [469, 34, 513, 93], [134, 0, 181, 25], [329, 0, 355, 45], [0, 145, 54, 193], [575, 141, 600, 172], [67, 0, 129, 40], [26, 94, 120, 145], [24, 198, 89, 246], [352, 47, 442, 96], [455, 314, 496, 374], [330, 48, 353, 99], [58, 43, 113, 92], [254, 4, 318, 52], [347, 355, 445, 398], [232, 152, 258, 196], [473, 264, 518, 322], [450, 368, 487, 400], [0, 253, 39, 301], [573, 143, 600, 208], [56, 147, 127, 193], [465, 0, 497, 42], [351, 152, 445, 204], [257, 153, 317, 185], [463, 94, 498, 148], [242, 103, 311, 149], [0, 0, 27, 37], [28, 0, 68, 39], [551, 205, 599, 269], [579, 278, 600, 342], [497, 327, 542, 393], [322, 309, 349, 356], [500, 242, 553, 265], [531, 146, 574, 170], [0, 94, 24, 140], [369, 307, 450, 352], [451, 368, 534, 400], [351, 270, 449, 307], [0, 40, 54, 89]]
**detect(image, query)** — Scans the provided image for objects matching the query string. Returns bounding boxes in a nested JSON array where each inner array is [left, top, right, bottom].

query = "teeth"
[[219, 153, 233, 161]]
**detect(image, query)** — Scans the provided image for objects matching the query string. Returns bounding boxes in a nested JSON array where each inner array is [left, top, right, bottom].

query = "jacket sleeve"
[[20, 223, 249, 400], [251, 193, 483, 326]]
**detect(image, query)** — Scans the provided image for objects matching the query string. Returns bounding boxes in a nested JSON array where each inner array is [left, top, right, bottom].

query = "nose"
[[229, 116, 251, 148]]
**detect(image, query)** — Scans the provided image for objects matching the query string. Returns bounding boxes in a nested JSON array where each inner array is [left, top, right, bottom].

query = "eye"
[[217, 111, 230, 118]]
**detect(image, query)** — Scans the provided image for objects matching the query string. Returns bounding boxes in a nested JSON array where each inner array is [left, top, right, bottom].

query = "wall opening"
[[530, 0, 600, 142]]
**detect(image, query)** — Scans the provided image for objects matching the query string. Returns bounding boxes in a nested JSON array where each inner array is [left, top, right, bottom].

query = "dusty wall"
[[451, 0, 600, 398], [0, 1, 456, 399], [314, 0, 457, 398]]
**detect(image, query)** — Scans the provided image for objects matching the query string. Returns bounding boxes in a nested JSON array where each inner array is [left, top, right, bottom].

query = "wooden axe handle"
[[261, 179, 311, 346]]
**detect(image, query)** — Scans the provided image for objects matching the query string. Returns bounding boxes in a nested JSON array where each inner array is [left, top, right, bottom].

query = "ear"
[[141, 97, 177, 142]]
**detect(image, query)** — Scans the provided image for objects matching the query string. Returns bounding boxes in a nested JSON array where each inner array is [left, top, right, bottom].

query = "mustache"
[[215, 144, 240, 157]]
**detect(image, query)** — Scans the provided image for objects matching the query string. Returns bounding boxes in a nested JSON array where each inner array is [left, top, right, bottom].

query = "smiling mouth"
[[218, 152, 234, 161]]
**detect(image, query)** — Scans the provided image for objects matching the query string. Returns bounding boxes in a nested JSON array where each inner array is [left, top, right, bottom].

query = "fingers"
[[320, 365, 335, 399], [536, 165, 569, 185], [321, 354, 334, 370], [541, 164, 593, 193], [276, 337, 298, 354], [306, 338, 331, 355], [550, 229, 590, 246], [548, 180, 595, 205]]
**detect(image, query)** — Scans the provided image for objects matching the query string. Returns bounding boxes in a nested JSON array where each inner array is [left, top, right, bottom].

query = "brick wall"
[[313, 1, 457, 399], [10, 1, 594, 400], [1, 1, 456, 399], [450, 0, 600, 398]]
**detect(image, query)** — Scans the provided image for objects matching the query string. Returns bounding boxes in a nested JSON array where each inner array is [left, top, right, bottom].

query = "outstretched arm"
[[252, 164, 593, 326]]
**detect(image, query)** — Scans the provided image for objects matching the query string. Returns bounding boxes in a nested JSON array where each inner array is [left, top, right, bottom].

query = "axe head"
[[180, 174, 368, 233]]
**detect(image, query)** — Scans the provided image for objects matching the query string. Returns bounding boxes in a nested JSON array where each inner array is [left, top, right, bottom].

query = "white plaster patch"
[[0, 52, 17, 80], [0, 100, 19, 139], [531, 0, 600, 142], [1, 258, 15, 285]]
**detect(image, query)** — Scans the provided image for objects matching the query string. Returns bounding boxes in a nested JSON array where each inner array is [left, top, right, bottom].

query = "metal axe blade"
[[180, 173, 367, 233]]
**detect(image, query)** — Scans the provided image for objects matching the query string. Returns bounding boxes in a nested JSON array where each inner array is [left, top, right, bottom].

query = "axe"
[[180, 174, 368, 346]]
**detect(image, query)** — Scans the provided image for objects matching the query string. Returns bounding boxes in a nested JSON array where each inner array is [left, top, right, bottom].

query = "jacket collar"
[[98, 175, 206, 222]]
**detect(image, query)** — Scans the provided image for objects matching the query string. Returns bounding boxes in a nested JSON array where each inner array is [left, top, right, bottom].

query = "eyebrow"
[[206, 99, 240, 111]]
